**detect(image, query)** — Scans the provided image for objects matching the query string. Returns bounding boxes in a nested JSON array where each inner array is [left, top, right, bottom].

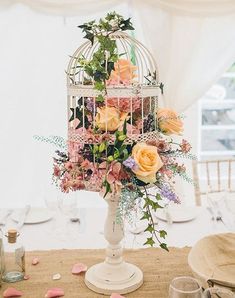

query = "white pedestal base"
[[85, 261, 143, 295]]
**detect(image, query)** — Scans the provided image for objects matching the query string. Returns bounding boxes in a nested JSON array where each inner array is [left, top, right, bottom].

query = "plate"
[[154, 206, 197, 223], [11, 208, 53, 224], [188, 233, 235, 291]]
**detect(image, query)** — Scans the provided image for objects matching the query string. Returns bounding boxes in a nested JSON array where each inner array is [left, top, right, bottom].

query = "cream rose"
[[95, 106, 128, 132], [132, 143, 163, 184], [157, 108, 183, 135]]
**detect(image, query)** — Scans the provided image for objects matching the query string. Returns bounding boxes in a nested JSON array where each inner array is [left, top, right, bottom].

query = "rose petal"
[[3, 287, 23, 298], [45, 288, 64, 298], [32, 257, 39, 265], [110, 294, 126, 298], [72, 263, 87, 275], [24, 274, 30, 280]]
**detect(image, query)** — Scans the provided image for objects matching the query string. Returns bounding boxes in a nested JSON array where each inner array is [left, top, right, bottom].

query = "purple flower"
[[123, 157, 137, 170], [160, 186, 180, 203], [86, 97, 95, 113]]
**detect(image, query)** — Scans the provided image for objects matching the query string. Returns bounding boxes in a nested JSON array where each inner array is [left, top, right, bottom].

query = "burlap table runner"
[[0, 247, 192, 298]]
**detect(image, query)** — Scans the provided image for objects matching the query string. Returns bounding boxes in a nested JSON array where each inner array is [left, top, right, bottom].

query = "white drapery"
[[1, 0, 235, 17]]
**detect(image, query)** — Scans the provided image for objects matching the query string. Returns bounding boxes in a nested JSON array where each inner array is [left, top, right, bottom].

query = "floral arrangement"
[[52, 12, 195, 251]]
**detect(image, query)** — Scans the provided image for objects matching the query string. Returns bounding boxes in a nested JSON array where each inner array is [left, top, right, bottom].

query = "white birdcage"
[[66, 31, 160, 191]]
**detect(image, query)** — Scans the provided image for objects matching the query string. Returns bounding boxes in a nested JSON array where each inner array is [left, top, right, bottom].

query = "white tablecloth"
[[1, 206, 233, 251]]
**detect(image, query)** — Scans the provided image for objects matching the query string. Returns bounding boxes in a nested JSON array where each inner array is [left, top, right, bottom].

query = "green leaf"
[[156, 193, 162, 201], [159, 230, 167, 239], [107, 155, 114, 162], [94, 81, 105, 91], [99, 142, 106, 153], [118, 134, 126, 141], [96, 94, 104, 102], [144, 224, 155, 233], [114, 148, 120, 159], [140, 211, 151, 221], [144, 237, 155, 247], [160, 243, 169, 252]]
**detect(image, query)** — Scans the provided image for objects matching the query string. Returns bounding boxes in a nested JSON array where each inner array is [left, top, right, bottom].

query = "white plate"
[[11, 208, 53, 224], [155, 206, 197, 223]]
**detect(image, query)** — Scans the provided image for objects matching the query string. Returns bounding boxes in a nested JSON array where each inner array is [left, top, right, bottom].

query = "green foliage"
[[77, 12, 134, 102]]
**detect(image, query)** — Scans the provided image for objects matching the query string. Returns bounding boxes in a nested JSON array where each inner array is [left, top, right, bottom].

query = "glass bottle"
[[2, 229, 25, 283]]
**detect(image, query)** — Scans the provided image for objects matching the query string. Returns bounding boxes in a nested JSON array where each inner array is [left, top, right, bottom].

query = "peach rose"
[[108, 59, 137, 83], [157, 108, 183, 135], [132, 143, 163, 184], [95, 106, 128, 132]]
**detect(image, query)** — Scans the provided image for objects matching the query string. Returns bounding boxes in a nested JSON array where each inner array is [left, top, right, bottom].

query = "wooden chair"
[[192, 159, 235, 206]]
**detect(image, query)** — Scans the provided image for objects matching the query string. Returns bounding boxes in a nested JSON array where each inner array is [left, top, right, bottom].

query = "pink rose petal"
[[3, 287, 23, 298], [32, 257, 39, 265], [110, 294, 126, 298], [72, 263, 87, 274], [24, 274, 30, 280], [45, 288, 64, 298]]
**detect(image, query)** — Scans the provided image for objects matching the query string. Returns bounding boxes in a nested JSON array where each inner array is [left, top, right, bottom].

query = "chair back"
[[192, 159, 235, 205]]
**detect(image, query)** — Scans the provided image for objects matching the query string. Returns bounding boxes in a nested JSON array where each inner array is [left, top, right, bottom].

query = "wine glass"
[[203, 287, 234, 298], [169, 276, 203, 298], [58, 191, 80, 239]]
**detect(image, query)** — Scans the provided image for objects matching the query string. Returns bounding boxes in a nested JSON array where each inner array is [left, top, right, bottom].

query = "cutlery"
[[17, 205, 31, 230]]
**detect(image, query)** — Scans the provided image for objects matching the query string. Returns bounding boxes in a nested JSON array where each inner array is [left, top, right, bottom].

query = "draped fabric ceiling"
[[1, 0, 235, 111]]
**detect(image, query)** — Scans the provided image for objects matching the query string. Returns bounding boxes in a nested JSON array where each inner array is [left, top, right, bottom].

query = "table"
[[0, 247, 192, 298], [0, 206, 232, 251]]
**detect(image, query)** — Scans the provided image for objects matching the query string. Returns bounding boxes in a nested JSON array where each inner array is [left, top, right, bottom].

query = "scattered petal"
[[71, 263, 87, 275], [52, 273, 61, 280], [110, 294, 126, 298], [32, 257, 39, 265], [45, 288, 64, 298], [3, 287, 23, 297], [24, 275, 30, 280]]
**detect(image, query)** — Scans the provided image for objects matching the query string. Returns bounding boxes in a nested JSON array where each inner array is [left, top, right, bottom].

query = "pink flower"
[[126, 123, 140, 134], [69, 179, 85, 191], [60, 179, 70, 193], [106, 97, 140, 113], [106, 162, 122, 184], [180, 139, 192, 153], [81, 159, 93, 171], [53, 165, 61, 177], [65, 162, 73, 171]]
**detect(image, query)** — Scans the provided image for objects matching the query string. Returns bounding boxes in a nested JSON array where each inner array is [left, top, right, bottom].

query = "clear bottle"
[[2, 229, 25, 283]]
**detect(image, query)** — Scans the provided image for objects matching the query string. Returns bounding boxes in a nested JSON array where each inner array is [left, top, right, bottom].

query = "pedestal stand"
[[85, 194, 143, 295]]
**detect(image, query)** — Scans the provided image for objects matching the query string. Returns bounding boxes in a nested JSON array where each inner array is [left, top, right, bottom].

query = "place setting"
[[1, 4, 235, 298]]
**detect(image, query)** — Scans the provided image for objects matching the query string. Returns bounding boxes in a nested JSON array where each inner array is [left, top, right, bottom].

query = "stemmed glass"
[[169, 276, 203, 298], [58, 191, 80, 240]]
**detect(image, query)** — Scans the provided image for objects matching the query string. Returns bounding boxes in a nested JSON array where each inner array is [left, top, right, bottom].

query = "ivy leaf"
[[160, 243, 169, 252], [156, 193, 162, 201], [94, 81, 105, 91], [159, 230, 167, 239], [103, 180, 111, 198], [144, 237, 155, 247], [84, 32, 95, 45], [69, 108, 75, 122], [107, 61, 115, 75], [96, 94, 104, 102], [144, 224, 155, 233], [140, 211, 151, 221]]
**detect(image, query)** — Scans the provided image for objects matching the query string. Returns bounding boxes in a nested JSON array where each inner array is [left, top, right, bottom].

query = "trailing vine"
[[77, 12, 134, 102]]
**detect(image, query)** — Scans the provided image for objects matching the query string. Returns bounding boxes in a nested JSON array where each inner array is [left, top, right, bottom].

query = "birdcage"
[[65, 31, 160, 192]]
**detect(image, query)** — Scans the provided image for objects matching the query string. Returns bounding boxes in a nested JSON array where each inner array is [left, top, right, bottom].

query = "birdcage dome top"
[[67, 31, 159, 98]]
